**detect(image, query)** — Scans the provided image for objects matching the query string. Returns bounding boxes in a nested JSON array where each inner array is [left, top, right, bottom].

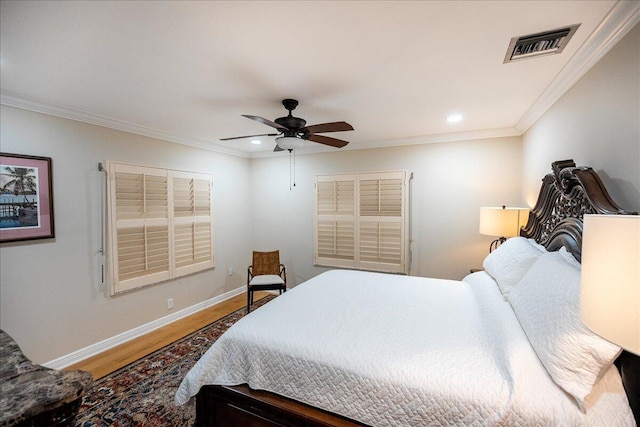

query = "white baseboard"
[[44, 285, 245, 370]]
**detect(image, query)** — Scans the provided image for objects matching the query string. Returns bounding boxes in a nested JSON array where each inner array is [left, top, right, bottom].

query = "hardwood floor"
[[66, 291, 269, 380]]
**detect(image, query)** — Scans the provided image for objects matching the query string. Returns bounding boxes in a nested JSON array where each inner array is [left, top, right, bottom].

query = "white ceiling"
[[1, 1, 638, 158]]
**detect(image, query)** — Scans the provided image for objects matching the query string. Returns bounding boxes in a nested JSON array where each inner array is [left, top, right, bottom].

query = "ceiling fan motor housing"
[[275, 99, 306, 130], [275, 115, 306, 130]]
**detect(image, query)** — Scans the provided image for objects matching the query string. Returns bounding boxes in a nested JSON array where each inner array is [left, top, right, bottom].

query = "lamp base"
[[489, 237, 507, 253], [616, 351, 640, 425]]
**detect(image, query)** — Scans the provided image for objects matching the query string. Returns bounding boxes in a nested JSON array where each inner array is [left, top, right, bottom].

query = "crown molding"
[[516, 0, 640, 132], [349, 127, 523, 150], [0, 92, 250, 159]]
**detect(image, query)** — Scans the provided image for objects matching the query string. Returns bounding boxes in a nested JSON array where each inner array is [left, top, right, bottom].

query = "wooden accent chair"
[[247, 250, 286, 313]]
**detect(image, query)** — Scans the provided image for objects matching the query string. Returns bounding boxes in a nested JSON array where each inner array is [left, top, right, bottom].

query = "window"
[[314, 171, 409, 274], [107, 162, 214, 294]]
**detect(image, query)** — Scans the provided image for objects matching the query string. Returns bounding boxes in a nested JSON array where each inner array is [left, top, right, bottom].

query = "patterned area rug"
[[75, 295, 275, 427]]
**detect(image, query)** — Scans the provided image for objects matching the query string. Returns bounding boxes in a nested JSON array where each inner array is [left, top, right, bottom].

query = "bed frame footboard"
[[196, 385, 366, 427]]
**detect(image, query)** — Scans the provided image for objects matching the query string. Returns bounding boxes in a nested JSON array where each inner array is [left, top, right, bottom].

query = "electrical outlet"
[[227, 267, 233, 276], [167, 298, 174, 310]]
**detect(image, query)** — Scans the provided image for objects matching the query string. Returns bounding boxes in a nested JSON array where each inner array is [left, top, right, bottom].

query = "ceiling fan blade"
[[273, 144, 285, 152], [220, 133, 278, 141], [306, 134, 350, 148], [302, 121, 354, 134], [242, 115, 289, 131]]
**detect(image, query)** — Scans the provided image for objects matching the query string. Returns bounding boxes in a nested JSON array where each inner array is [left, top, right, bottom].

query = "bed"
[[175, 159, 639, 426]]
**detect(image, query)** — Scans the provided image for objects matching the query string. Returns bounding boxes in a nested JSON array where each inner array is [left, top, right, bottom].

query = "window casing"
[[107, 162, 214, 294], [314, 171, 409, 274]]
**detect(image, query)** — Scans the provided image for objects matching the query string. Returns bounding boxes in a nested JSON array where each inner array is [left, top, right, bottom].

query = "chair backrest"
[[252, 250, 280, 276]]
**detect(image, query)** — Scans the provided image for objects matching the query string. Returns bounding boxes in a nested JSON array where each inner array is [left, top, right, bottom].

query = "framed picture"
[[0, 153, 54, 243]]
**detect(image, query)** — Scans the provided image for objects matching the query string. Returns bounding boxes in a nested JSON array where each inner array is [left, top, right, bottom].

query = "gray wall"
[[522, 23, 640, 212], [250, 137, 523, 284], [0, 106, 253, 363]]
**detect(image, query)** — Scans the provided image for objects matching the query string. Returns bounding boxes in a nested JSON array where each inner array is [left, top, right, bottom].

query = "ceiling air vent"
[[504, 24, 580, 63]]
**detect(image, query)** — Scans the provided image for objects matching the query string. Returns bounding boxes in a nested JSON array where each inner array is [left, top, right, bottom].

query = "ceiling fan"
[[220, 99, 354, 151]]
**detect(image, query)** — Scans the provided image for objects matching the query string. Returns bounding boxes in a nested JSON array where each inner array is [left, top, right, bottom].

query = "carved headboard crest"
[[520, 159, 636, 262]]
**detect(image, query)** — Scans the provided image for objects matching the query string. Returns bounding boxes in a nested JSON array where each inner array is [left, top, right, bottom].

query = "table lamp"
[[479, 206, 529, 252], [580, 214, 639, 356]]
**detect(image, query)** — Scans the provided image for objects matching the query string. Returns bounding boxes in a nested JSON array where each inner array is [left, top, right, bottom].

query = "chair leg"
[[247, 289, 251, 313]]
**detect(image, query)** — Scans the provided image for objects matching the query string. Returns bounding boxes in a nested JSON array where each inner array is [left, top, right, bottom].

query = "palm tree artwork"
[[0, 166, 39, 227]]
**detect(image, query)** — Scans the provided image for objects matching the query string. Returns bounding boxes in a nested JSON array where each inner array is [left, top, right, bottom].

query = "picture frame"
[[0, 153, 55, 243]]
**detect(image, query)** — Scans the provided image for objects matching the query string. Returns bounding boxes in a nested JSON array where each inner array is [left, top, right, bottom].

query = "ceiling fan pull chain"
[[287, 149, 297, 190]]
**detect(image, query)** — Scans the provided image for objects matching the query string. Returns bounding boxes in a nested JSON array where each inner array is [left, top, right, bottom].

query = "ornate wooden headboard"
[[520, 159, 635, 261], [520, 159, 639, 421]]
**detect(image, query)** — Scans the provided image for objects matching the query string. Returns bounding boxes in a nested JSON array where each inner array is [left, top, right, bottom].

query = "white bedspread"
[[175, 270, 634, 426]]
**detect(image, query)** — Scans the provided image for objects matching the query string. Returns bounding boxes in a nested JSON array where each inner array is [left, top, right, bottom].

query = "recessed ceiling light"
[[446, 113, 463, 123], [251, 139, 262, 145]]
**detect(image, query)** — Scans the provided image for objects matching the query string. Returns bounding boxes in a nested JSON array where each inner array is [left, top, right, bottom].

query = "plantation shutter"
[[358, 172, 405, 273], [314, 171, 408, 274], [109, 163, 170, 293], [107, 162, 215, 295], [172, 172, 214, 277], [314, 175, 356, 268]]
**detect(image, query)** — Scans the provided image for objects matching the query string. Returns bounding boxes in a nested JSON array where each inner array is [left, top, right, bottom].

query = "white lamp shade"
[[580, 214, 640, 355], [479, 207, 529, 237], [276, 136, 305, 150]]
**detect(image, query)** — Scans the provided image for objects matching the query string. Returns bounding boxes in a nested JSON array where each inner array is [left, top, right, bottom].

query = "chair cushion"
[[249, 274, 285, 286]]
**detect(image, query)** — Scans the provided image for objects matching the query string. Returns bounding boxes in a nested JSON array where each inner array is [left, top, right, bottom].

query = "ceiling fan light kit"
[[221, 99, 354, 151], [276, 136, 306, 150]]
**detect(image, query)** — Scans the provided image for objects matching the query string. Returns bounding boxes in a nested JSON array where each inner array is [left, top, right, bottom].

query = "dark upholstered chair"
[[0, 330, 93, 426], [247, 250, 286, 313]]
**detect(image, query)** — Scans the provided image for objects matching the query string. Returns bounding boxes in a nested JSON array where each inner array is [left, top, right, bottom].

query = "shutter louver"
[[115, 173, 168, 219], [173, 177, 192, 217], [173, 222, 213, 268], [317, 220, 355, 260], [193, 222, 212, 263], [360, 178, 402, 216], [315, 177, 356, 267], [117, 225, 170, 281], [359, 220, 402, 265], [174, 223, 195, 268], [358, 172, 405, 273], [173, 173, 214, 277], [110, 164, 170, 293]]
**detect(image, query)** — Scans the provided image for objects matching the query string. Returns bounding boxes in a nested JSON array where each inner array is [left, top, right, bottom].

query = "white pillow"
[[508, 251, 621, 410], [482, 237, 546, 295], [558, 246, 582, 269]]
